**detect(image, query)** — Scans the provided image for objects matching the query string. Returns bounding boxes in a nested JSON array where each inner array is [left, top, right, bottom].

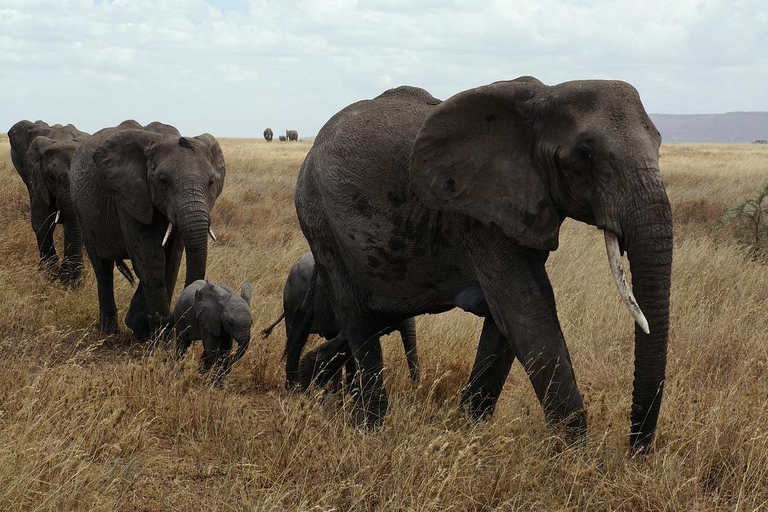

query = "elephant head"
[[410, 77, 672, 452], [92, 130, 226, 286], [8, 120, 88, 187], [26, 137, 78, 208]]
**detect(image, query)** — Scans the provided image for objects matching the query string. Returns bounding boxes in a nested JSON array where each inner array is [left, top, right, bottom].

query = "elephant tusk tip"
[[208, 227, 217, 242], [162, 222, 173, 247], [638, 316, 650, 335], [54, 210, 61, 223]]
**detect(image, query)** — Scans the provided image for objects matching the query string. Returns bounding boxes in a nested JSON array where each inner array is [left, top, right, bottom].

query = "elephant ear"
[[92, 129, 162, 225], [25, 138, 53, 206], [195, 284, 223, 336], [409, 78, 561, 251], [194, 133, 226, 197]]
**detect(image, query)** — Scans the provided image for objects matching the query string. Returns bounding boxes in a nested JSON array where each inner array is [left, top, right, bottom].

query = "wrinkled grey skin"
[[24, 137, 84, 285], [286, 129, 298, 142], [8, 120, 89, 267], [263, 252, 420, 388], [294, 78, 673, 452], [71, 119, 226, 339], [154, 280, 253, 384], [278, 135, 287, 142], [264, 128, 274, 142]]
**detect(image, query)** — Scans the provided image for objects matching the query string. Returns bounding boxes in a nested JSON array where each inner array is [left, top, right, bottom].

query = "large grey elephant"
[[152, 280, 253, 384], [286, 129, 298, 142], [294, 78, 673, 453], [24, 137, 84, 285], [264, 128, 274, 142], [8, 120, 89, 266], [262, 252, 420, 388], [71, 120, 226, 338]]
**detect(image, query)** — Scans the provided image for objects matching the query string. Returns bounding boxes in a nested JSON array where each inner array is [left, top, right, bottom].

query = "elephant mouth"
[[604, 230, 650, 335]]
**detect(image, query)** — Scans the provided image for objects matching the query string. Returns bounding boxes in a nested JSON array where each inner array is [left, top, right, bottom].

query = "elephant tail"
[[116, 260, 135, 286], [261, 311, 286, 339]]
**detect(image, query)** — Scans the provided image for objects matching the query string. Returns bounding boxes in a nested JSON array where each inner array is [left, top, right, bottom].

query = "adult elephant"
[[24, 137, 85, 285], [286, 129, 298, 142], [264, 128, 274, 142], [71, 120, 226, 338], [294, 78, 673, 453], [8, 120, 89, 266]]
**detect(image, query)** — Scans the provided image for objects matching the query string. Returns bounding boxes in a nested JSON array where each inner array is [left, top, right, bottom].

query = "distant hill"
[[650, 112, 768, 143]]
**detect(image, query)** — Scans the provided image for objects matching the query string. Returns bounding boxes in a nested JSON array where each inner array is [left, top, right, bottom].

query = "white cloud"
[[0, 0, 766, 137]]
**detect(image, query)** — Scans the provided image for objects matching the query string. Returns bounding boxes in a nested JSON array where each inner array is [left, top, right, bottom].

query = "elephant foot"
[[38, 256, 59, 279], [58, 262, 84, 289], [125, 305, 152, 340], [99, 317, 119, 335], [350, 388, 388, 430], [459, 386, 498, 421]]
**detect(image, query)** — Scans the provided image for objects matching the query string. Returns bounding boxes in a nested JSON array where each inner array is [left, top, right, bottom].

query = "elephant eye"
[[209, 179, 214, 188], [576, 143, 592, 160], [158, 174, 169, 185]]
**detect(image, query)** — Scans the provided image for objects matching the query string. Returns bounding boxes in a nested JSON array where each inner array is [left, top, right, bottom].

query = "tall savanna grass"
[[0, 137, 766, 510]]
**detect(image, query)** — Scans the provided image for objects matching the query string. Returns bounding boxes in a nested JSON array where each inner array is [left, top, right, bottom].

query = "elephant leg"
[[30, 194, 57, 271], [60, 205, 83, 287], [459, 317, 515, 419], [91, 256, 118, 334], [297, 334, 349, 390], [344, 347, 357, 391], [121, 216, 170, 339], [284, 307, 316, 389], [176, 330, 193, 360], [345, 321, 387, 429], [397, 317, 420, 385], [466, 227, 586, 441], [126, 282, 149, 337]]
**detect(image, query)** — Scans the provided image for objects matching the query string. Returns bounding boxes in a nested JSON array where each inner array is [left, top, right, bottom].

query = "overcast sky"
[[2, 0, 766, 137]]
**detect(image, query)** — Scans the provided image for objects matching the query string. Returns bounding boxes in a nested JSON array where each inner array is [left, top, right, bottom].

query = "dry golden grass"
[[0, 137, 767, 510]]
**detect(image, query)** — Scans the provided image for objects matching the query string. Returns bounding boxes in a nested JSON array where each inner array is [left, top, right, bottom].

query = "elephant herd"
[[263, 128, 298, 142], [8, 75, 673, 454]]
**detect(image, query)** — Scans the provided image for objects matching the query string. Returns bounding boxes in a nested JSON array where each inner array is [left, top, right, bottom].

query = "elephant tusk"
[[54, 210, 60, 223], [604, 231, 650, 335], [208, 227, 217, 242], [162, 222, 173, 247]]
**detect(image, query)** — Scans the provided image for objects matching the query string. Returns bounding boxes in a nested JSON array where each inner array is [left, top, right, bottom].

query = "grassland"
[[0, 138, 767, 510]]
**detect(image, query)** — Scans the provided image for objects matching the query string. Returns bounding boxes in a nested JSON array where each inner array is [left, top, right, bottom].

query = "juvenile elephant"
[[278, 135, 287, 142], [294, 78, 673, 452], [264, 128, 274, 142], [24, 137, 84, 284], [262, 252, 420, 388], [71, 120, 226, 338], [154, 280, 253, 383], [8, 120, 89, 266], [286, 130, 298, 142]]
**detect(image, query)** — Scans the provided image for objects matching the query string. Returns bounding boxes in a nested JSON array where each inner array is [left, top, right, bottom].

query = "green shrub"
[[718, 183, 768, 253]]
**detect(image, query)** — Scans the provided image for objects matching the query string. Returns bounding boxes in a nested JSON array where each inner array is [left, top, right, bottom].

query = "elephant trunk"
[[176, 200, 211, 287], [622, 197, 673, 452], [58, 194, 83, 286]]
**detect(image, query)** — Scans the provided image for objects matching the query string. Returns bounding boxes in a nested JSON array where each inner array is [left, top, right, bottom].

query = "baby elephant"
[[263, 252, 420, 389], [156, 280, 253, 383]]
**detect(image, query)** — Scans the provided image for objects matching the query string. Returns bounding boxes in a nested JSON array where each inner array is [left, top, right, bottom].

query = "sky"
[[1, 0, 766, 137]]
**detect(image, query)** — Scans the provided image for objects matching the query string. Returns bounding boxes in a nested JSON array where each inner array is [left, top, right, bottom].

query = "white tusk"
[[208, 227, 217, 242], [604, 231, 650, 335], [54, 210, 60, 223], [162, 222, 173, 247]]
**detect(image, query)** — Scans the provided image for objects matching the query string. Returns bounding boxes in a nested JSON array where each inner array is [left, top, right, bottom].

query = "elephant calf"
[[154, 280, 253, 384], [262, 252, 420, 389]]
